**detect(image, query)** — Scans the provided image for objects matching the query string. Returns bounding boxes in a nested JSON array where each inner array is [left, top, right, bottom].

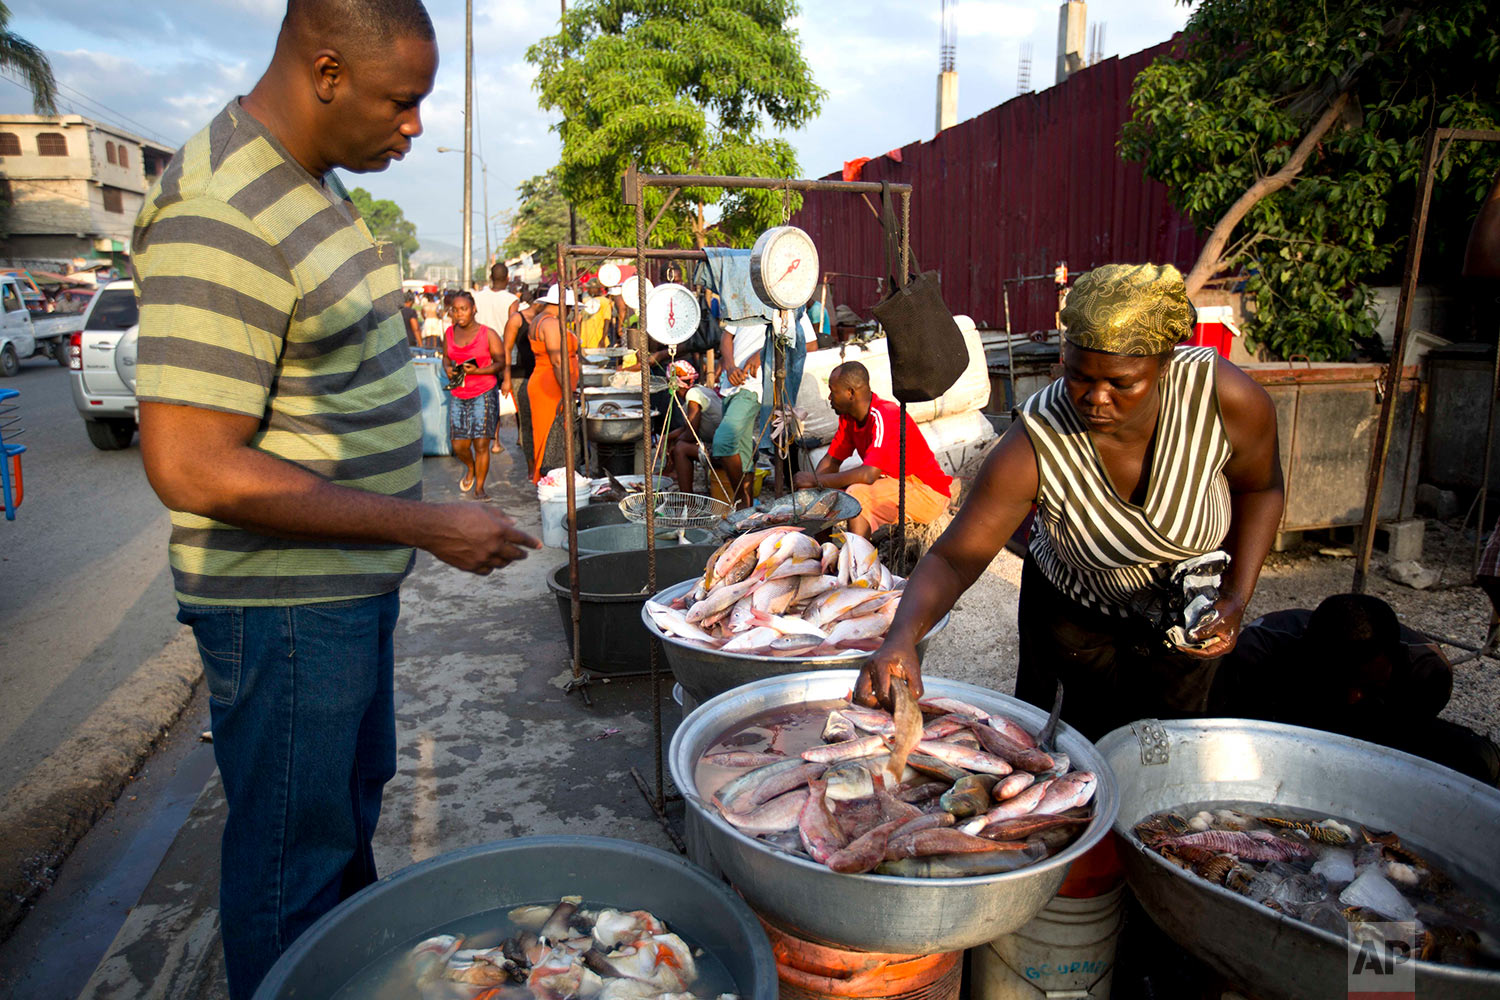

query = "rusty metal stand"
[[554, 169, 914, 828], [1355, 127, 1500, 592]]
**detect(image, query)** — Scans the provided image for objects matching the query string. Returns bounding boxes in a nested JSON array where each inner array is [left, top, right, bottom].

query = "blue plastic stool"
[[0, 387, 24, 520]]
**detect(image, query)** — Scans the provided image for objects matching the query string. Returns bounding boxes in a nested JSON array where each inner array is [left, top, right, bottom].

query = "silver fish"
[[721, 788, 810, 835], [802, 735, 887, 763], [822, 710, 857, 743], [915, 739, 1013, 775]]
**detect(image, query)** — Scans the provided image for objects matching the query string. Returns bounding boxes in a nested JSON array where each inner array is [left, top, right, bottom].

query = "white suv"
[[68, 279, 140, 450]]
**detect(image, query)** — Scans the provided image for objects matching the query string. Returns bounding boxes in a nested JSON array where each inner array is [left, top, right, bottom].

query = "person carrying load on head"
[[857, 263, 1286, 742], [793, 360, 952, 539]]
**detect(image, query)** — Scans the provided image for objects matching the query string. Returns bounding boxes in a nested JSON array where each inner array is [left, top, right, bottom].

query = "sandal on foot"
[[459, 473, 475, 493]]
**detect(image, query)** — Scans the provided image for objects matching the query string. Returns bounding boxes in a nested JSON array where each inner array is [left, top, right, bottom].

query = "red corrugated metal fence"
[[790, 40, 1204, 334]]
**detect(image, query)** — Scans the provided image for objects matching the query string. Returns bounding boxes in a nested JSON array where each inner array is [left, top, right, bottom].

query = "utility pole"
[[462, 0, 474, 288]]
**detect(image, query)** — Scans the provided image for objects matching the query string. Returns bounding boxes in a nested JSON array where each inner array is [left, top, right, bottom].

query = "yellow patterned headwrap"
[[1060, 263, 1196, 356]]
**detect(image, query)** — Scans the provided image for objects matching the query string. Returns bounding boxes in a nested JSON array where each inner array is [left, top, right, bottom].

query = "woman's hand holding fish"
[[857, 636, 924, 710]]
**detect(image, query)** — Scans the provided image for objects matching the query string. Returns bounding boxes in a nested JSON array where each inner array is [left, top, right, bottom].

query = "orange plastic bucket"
[[1057, 830, 1124, 898], [757, 915, 962, 1000]]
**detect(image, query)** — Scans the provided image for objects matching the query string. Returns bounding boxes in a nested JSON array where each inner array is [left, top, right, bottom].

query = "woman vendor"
[[858, 264, 1285, 740], [526, 283, 583, 483]]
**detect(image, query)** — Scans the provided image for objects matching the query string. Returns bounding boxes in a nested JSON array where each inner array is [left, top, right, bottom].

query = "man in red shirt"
[[794, 361, 953, 537]]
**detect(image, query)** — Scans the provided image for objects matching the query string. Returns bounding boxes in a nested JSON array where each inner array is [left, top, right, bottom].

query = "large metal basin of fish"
[[253, 835, 777, 999], [1097, 718, 1500, 1000], [647, 579, 951, 705], [669, 671, 1119, 954]]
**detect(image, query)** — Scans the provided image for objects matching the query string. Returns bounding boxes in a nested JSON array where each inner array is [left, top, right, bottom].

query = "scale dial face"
[[644, 282, 701, 346], [750, 226, 820, 310], [621, 277, 652, 312], [597, 262, 622, 288]]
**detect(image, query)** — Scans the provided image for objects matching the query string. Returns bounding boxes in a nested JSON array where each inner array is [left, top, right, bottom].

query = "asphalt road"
[[0, 355, 182, 799]]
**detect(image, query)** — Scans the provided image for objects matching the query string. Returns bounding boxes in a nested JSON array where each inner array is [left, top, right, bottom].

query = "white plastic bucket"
[[970, 885, 1125, 1000], [537, 486, 589, 548]]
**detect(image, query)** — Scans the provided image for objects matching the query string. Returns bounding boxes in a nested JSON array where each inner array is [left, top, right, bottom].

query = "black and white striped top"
[[1019, 346, 1231, 617]]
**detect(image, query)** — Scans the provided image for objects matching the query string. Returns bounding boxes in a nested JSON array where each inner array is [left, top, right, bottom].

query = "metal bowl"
[[717, 488, 862, 538], [647, 578, 950, 704], [585, 411, 658, 443], [669, 671, 1119, 954], [1096, 718, 1500, 1000], [254, 835, 777, 1000]]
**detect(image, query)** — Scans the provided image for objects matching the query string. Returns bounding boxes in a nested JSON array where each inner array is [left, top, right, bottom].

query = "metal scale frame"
[[550, 170, 915, 841]]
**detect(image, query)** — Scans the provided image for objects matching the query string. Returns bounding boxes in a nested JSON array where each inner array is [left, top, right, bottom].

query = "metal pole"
[[482, 158, 491, 270], [1354, 129, 1444, 593], [558, 244, 584, 694], [1476, 326, 1500, 574], [561, 0, 578, 246], [1003, 284, 1015, 409], [633, 173, 664, 810], [897, 191, 911, 561], [462, 0, 473, 288], [637, 173, 912, 195]]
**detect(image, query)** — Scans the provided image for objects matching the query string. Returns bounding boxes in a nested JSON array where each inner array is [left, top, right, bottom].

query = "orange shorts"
[[846, 476, 949, 531]]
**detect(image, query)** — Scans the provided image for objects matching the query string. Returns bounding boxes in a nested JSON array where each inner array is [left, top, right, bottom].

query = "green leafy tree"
[[528, 0, 824, 249], [501, 168, 583, 265], [349, 186, 420, 276], [0, 2, 55, 114], [1120, 1, 1500, 360]]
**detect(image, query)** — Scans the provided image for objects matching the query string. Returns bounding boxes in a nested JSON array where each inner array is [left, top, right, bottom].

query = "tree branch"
[[1185, 91, 1352, 297]]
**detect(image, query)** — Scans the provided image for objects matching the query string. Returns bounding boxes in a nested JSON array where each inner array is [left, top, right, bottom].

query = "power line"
[[0, 71, 180, 148]]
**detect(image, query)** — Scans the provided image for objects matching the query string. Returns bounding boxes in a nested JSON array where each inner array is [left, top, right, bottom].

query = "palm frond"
[[0, 28, 56, 115]]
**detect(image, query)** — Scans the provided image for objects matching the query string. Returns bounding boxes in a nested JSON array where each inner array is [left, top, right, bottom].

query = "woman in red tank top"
[[443, 291, 505, 500]]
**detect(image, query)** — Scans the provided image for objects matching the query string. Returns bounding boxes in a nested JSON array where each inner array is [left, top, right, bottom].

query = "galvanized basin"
[[1096, 718, 1500, 1000], [585, 411, 658, 444], [254, 835, 776, 1000], [646, 579, 951, 705], [668, 671, 1119, 954], [576, 525, 714, 557]]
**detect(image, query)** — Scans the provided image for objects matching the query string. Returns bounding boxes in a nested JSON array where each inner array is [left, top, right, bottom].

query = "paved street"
[[0, 358, 184, 799]]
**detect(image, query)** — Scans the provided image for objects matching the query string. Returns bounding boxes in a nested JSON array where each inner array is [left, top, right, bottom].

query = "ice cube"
[[1236, 869, 1284, 905], [1339, 868, 1417, 922], [1312, 848, 1356, 885], [1301, 898, 1350, 935], [1271, 872, 1330, 910]]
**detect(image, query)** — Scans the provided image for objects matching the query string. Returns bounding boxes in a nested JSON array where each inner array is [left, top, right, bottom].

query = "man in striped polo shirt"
[[132, 2, 539, 995]]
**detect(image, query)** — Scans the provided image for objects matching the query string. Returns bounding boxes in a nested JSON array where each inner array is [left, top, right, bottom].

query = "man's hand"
[[855, 637, 925, 710], [726, 364, 747, 387], [793, 470, 819, 489], [419, 504, 542, 574]]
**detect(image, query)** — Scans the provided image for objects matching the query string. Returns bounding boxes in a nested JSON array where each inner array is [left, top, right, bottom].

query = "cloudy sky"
[[0, 0, 1190, 260]]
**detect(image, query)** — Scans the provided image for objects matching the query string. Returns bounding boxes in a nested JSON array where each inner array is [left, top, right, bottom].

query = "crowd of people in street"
[[419, 252, 949, 543]]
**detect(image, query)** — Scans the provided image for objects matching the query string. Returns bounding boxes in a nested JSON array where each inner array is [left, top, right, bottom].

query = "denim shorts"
[[450, 387, 498, 440]]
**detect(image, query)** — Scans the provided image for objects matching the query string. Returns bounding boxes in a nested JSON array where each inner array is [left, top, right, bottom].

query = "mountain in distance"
[[411, 237, 460, 269]]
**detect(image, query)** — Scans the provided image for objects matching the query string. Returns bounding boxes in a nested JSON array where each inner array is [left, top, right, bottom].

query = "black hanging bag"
[[870, 182, 968, 403]]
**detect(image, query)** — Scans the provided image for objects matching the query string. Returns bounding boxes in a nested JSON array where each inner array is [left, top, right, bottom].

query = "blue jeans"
[[177, 591, 400, 999]]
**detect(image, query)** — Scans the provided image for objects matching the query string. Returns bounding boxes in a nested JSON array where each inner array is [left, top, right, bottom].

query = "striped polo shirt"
[[133, 100, 422, 606], [1020, 346, 1232, 616]]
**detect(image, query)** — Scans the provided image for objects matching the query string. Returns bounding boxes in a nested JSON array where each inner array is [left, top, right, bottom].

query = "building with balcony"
[[0, 114, 176, 271]]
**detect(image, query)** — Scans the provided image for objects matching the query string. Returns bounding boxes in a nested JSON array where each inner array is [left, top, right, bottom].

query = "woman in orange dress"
[[526, 283, 582, 483]]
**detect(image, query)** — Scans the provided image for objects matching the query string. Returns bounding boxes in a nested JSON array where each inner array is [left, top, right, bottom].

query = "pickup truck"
[[0, 274, 84, 375]]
